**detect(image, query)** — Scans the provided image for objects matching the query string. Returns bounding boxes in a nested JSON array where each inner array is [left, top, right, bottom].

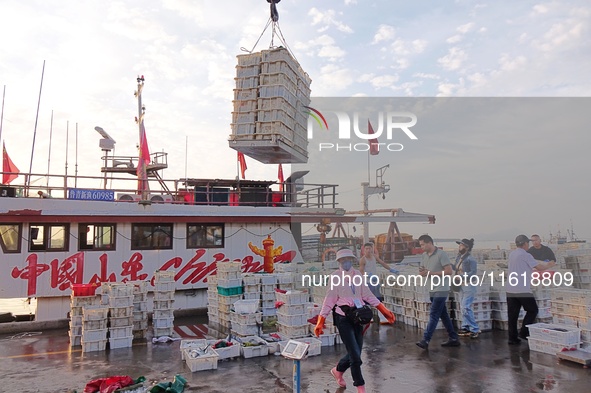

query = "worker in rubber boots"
[[314, 247, 395, 393]]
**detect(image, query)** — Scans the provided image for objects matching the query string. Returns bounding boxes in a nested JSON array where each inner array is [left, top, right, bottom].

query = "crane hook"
[[267, 0, 280, 22]]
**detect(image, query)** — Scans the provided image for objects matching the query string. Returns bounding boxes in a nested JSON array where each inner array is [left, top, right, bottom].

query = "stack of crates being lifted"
[[275, 289, 309, 339], [105, 283, 134, 349], [231, 47, 312, 164], [217, 262, 243, 332], [69, 284, 101, 347], [153, 270, 176, 338], [131, 281, 149, 340]]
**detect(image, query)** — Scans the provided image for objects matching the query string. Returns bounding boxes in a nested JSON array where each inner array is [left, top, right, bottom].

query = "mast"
[[27, 60, 46, 192]]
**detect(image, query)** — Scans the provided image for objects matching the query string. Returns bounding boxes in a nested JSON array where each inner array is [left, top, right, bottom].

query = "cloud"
[[308, 7, 353, 34], [315, 64, 354, 93], [372, 25, 396, 44], [456, 22, 475, 34], [437, 47, 467, 71], [498, 54, 527, 72], [446, 34, 463, 44], [294, 34, 346, 60], [358, 74, 399, 89], [413, 73, 441, 80]]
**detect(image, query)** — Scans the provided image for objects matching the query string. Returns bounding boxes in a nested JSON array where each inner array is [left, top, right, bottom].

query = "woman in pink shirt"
[[314, 247, 395, 393]]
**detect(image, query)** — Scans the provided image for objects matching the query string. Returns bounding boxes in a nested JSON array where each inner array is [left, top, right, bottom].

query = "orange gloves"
[[376, 303, 395, 324], [314, 315, 326, 337]]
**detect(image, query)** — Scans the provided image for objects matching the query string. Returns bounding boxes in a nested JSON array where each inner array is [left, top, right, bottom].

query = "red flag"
[[237, 152, 247, 179], [278, 164, 284, 192], [2, 142, 20, 185], [137, 123, 150, 193], [368, 120, 379, 155]]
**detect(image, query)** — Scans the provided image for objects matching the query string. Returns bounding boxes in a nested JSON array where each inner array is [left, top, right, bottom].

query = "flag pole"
[[0, 85, 5, 145], [27, 60, 46, 193], [46, 110, 53, 190]]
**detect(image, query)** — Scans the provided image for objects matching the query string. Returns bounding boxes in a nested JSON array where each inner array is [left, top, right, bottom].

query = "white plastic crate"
[[82, 339, 107, 352], [217, 278, 242, 289], [153, 309, 174, 319], [230, 311, 262, 325], [277, 312, 308, 326], [133, 293, 148, 303], [154, 282, 175, 292], [70, 296, 99, 308], [217, 262, 242, 272], [82, 307, 109, 321], [239, 336, 269, 358], [257, 97, 297, 118], [154, 327, 174, 337], [262, 291, 276, 301], [69, 324, 82, 336], [528, 337, 580, 355], [82, 328, 107, 342], [110, 326, 133, 339], [133, 320, 148, 330], [527, 323, 581, 345], [236, 65, 260, 79], [70, 306, 83, 316], [69, 333, 82, 347], [279, 304, 306, 315], [109, 296, 133, 308], [235, 76, 259, 90], [109, 306, 133, 318], [153, 317, 174, 329], [260, 274, 277, 285], [106, 283, 134, 297], [109, 336, 133, 349], [231, 323, 260, 337], [83, 319, 107, 330], [233, 88, 258, 102], [219, 295, 242, 307], [262, 307, 277, 317], [133, 301, 148, 312], [184, 348, 219, 372], [242, 274, 261, 285], [207, 339, 241, 360], [130, 280, 149, 294], [154, 299, 175, 309], [180, 339, 207, 360], [153, 291, 175, 301], [275, 290, 308, 306], [154, 270, 175, 283], [217, 270, 240, 280], [318, 333, 336, 347], [237, 53, 261, 67], [109, 316, 133, 328], [242, 292, 261, 301], [234, 299, 260, 314], [277, 323, 308, 338], [243, 284, 261, 293], [293, 337, 321, 357]]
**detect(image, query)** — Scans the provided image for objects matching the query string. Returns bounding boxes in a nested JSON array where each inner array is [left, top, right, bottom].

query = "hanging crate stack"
[[152, 270, 176, 338], [230, 47, 312, 164]]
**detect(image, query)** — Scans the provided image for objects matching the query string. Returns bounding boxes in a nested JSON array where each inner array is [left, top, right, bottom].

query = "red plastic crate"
[[71, 284, 98, 297]]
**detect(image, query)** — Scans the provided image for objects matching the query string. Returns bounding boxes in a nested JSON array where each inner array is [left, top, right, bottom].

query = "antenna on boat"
[[0, 85, 5, 145], [95, 126, 116, 189], [26, 60, 46, 193], [46, 110, 54, 190], [65, 121, 69, 188], [75, 122, 79, 188]]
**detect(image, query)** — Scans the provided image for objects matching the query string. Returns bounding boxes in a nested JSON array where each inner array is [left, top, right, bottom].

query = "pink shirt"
[[319, 268, 380, 318]]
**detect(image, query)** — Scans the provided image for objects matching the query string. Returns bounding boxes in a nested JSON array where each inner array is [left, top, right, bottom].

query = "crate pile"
[[217, 262, 243, 332], [527, 322, 581, 355], [153, 270, 176, 338], [275, 289, 309, 339], [131, 280, 149, 340], [260, 274, 278, 319], [550, 288, 591, 351], [231, 47, 311, 164], [564, 254, 591, 290], [81, 306, 109, 352], [105, 283, 134, 349], [230, 299, 262, 337], [69, 284, 101, 348], [207, 275, 219, 326]]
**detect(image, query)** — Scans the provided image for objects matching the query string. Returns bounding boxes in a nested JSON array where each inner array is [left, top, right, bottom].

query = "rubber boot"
[[357, 385, 366, 393], [330, 367, 346, 388]]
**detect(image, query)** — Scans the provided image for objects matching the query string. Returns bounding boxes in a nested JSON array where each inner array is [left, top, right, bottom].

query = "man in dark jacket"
[[527, 234, 556, 263]]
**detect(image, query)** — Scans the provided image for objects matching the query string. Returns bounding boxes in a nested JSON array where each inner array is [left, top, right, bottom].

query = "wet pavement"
[[1, 316, 590, 393]]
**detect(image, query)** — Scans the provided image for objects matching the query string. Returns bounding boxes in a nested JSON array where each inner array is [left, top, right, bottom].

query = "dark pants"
[[423, 296, 458, 342], [334, 312, 365, 387], [507, 293, 538, 341]]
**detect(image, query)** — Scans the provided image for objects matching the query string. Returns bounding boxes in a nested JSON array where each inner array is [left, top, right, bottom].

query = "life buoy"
[[321, 248, 337, 262]]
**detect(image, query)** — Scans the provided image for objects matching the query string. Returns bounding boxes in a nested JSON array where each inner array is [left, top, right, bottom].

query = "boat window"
[[79, 224, 116, 251], [29, 224, 69, 252], [187, 224, 224, 248], [0, 224, 22, 253], [131, 224, 173, 250]]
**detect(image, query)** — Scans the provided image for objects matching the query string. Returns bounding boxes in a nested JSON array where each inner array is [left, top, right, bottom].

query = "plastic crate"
[[279, 304, 306, 315], [70, 296, 99, 307], [154, 282, 175, 292], [106, 283, 134, 297], [153, 291, 175, 301], [133, 301, 148, 312], [133, 293, 148, 303], [275, 290, 308, 306], [217, 270, 240, 280], [82, 339, 107, 352], [239, 336, 269, 358], [69, 333, 82, 347], [153, 317, 174, 329], [82, 307, 109, 321], [154, 300, 175, 309], [110, 306, 133, 318], [110, 326, 133, 339], [184, 348, 219, 372], [230, 311, 262, 325], [69, 324, 82, 336], [528, 337, 580, 355], [234, 299, 260, 314], [180, 339, 207, 360], [82, 328, 108, 342], [527, 323, 581, 345], [293, 337, 322, 357], [243, 284, 261, 293], [217, 261, 242, 272], [208, 339, 241, 360], [154, 327, 174, 337], [242, 274, 261, 285], [133, 320, 148, 330], [231, 323, 260, 337], [276, 323, 308, 338], [259, 274, 277, 285], [318, 333, 336, 346], [277, 312, 307, 326], [242, 292, 261, 301], [109, 296, 133, 308], [71, 283, 98, 297], [110, 316, 133, 328], [130, 280, 149, 294], [262, 307, 277, 317], [153, 308, 174, 319], [219, 294, 242, 306], [154, 270, 175, 283], [109, 336, 133, 349], [218, 286, 243, 296]]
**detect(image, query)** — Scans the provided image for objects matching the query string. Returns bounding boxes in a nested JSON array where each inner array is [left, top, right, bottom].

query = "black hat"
[[515, 234, 530, 246], [456, 238, 474, 249]]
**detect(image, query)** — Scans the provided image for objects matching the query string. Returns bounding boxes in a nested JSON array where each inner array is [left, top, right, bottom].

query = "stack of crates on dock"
[[81, 306, 109, 352], [230, 299, 262, 337], [260, 274, 278, 319], [526, 322, 581, 354], [207, 275, 219, 326], [152, 270, 176, 338], [564, 254, 591, 290], [275, 289, 309, 338], [276, 272, 295, 291], [491, 287, 524, 331], [106, 283, 134, 349], [231, 47, 311, 164], [217, 262, 242, 332], [69, 284, 100, 347], [550, 288, 591, 351], [131, 281, 149, 340]]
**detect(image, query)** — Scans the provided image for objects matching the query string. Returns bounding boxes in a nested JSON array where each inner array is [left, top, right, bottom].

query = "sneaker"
[[416, 339, 429, 349], [470, 332, 480, 339], [331, 367, 346, 388], [458, 329, 471, 337], [356, 386, 366, 393], [441, 339, 461, 347]]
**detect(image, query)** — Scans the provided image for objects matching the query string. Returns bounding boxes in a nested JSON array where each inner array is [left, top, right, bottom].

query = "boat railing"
[[0, 170, 340, 209]]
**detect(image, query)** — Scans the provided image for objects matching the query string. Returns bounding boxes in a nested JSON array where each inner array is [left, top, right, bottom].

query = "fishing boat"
[[0, 75, 436, 323]]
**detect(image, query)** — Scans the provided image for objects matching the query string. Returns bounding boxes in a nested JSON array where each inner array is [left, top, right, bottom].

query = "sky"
[[1, 0, 590, 242]]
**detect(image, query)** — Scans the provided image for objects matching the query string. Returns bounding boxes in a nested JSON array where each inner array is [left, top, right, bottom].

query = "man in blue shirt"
[[454, 238, 480, 338], [507, 235, 556, 345]]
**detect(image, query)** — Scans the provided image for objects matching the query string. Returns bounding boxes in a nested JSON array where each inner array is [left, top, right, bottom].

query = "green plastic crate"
[[218, 286, 243, 296]]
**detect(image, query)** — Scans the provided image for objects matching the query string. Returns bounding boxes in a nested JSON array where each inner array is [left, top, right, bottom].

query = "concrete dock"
[[1, 316, 590, 393]]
